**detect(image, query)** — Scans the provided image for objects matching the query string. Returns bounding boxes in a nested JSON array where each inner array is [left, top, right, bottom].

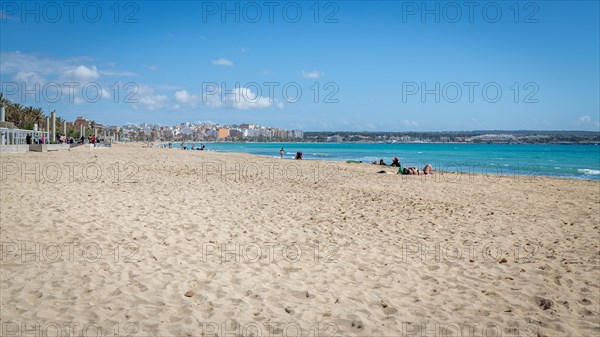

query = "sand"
[[1, 143, 598, 337]]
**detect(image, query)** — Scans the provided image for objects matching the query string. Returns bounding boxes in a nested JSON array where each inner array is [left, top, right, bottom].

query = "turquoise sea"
[[172, 142, 600, 180]]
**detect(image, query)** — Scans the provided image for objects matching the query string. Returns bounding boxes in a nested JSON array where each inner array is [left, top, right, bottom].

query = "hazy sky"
[[1, 1, 599, 131]]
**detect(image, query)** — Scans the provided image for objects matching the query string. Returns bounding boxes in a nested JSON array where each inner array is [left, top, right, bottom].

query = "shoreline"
[[148, 142, 600, 181]]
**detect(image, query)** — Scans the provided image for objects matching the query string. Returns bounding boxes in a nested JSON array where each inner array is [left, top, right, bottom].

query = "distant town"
[[0, 97, 598, 145], [71, 117, 304, 142], [32, 116, 600, 145], [78, 116, 599, 144], [304, 130, 600, 144]]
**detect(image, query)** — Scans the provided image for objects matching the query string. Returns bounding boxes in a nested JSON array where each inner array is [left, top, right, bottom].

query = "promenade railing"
[[0, 128, 50, 145]]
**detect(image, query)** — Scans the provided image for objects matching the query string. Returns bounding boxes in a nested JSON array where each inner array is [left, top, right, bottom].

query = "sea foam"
[[577, 169, 600, 175]]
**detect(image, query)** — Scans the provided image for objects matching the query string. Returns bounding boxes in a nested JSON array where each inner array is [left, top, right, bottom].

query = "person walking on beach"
[[280, 147, 284, 159]]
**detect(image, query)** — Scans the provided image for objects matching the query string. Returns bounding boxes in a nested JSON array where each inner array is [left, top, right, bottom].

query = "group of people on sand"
[[374, 157, 433, 175], [161, 142, 206, 150]]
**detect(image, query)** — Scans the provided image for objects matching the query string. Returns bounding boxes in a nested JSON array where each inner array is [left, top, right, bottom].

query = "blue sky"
[[1, 0, 599, 131]]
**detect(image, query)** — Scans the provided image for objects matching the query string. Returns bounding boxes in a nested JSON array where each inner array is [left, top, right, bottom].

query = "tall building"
[[229, 129, 243, 138], [74, 116, 89, 127], [218, 128, 230, 139]]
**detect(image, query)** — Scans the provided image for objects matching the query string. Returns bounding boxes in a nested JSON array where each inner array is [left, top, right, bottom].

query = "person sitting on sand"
[[379, 159, 386, 165], [294, 152, 303, 160], [390, 157, 401, 167], [423, 164, 433, 175]]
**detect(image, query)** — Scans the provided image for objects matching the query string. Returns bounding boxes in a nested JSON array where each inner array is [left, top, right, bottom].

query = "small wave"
[[578, 169, 600, 175]]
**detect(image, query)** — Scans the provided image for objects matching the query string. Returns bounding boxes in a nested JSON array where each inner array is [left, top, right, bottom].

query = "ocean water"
[[172, 142, 600, 180]]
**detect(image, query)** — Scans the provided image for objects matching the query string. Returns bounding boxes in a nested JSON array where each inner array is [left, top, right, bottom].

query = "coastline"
[[152, 141, 600, 181], [1, 143, 599, 336]]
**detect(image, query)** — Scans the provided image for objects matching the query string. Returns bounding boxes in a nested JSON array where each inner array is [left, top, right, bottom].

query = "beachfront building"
[[326, 135, 344, 142], [107, 121, 303, 142], [240, 123, 255, 129], [73, 116, 89, 127], [206, 129, 218, 139], [229, 129, 243, 139], [243, 129, 259, 138], [289, 130, 304, 139], [270, 128, 287, 138], [218, 128, 230, 140], [256, 128, 270, 138]]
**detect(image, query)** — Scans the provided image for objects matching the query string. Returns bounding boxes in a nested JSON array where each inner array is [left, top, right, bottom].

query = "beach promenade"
[[1, 143, 598, 336]]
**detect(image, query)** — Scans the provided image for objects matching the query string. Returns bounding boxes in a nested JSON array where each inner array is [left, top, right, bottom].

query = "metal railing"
[[0, 128, 50, 145]]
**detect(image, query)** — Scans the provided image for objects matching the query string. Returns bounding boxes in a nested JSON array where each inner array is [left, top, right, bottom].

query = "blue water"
[[171, 142, 600, 180]]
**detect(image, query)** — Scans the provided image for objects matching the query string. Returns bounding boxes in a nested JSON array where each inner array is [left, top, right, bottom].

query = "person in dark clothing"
[[294, 152, 303, 160], [389, 157, 401, 167], [26, 134, 32, 144], [379, 159, 386, 165]]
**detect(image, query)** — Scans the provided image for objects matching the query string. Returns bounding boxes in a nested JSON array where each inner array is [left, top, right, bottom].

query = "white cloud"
[[174, 90, 199, 105], [138, 94, 168, 110], [13, 71, 44, 85], [403, 119, 419, 127], [134, 85, 169, 110], [100, 88, 111, 99], [100, 70, 137, 77], [0, 52, 92, 76], [59, 65, 100, 82], [148, 65, 159, 71], [302, 70, 324, 78], [230, 87, 272, 110], [1, 52, 135, 83], [202, 86, 276, 110], [212, 58, 234, 66], [578, 115, 600, 129]]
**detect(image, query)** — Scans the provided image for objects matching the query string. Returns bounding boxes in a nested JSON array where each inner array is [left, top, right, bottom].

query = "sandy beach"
[[1, 143, 598, 337]]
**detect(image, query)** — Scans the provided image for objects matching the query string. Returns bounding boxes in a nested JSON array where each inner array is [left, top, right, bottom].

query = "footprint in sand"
[[351, 320, 364, 330], [535, 297, 553, 310]]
